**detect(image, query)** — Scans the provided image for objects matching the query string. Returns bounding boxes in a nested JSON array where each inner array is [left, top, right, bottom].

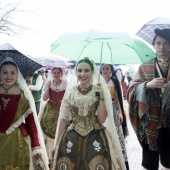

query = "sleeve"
[[25, 113, 40, 148], [29, 75, 43, 91], [59, 93, 71, 121]]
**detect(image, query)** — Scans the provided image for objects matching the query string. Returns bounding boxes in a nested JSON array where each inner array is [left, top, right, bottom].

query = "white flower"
[[66, 140, 73, 153], [67, 141, 73, 148], [93, 140, 101, 152], [66, 148, 71, 153]]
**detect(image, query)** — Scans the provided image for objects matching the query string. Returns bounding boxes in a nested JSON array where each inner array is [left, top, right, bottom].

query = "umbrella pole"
[[98, 42, 103, 82], [77, 42, 92, 62], [96, 42, 103, 97]]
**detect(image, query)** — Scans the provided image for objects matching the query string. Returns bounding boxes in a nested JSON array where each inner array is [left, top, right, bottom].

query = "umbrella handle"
[[95, 92, 100, 96]]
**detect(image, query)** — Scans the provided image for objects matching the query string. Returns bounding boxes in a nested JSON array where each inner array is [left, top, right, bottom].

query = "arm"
[[53, 93, 70, 149], [54, 118, 68, 147], [97, 99, 107, 124], [25, 113, 40, 148], [29, 75, 43, 91], [43, 80, 51, 101], [96, 83, 107, 124]]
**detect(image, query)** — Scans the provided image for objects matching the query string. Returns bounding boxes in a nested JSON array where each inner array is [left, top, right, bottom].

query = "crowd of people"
[[0, 28, 170, 170]]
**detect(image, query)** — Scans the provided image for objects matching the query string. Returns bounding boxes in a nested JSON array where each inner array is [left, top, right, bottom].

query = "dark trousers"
[[35, 101, 41, 115], [142, 127, 170, 170]]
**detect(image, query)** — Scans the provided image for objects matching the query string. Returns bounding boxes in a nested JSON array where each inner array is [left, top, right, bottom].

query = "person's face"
[[101, 64, 112, 78], [39, 70, 44, 76], [0, 64, 18, 88], [154, 36, 170, 58], [52, 68, 62, 80], [76, 62, 93, 86]]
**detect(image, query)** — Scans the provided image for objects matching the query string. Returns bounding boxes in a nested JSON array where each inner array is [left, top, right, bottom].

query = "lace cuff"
[[32, 147, 42, 156]]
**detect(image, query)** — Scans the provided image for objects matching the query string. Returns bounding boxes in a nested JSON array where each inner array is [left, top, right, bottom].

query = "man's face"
[[154, 36, 170, 58], [39, 70, 44, 76]]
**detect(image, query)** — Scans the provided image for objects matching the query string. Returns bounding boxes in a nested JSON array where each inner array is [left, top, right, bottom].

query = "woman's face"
[[52, 68, 62, 80], [101, 64, 112, 78], [76, 62, 93, 86], [0, 64, 18, 88]]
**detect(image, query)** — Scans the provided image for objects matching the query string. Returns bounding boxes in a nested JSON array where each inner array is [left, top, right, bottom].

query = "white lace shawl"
[[53, 62, 126, 170]]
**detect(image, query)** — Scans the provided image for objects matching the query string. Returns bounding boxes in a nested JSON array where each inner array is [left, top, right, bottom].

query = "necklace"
[[157, 56, 170, 67], [54, 80, 61, 85], [78, 85, 93, 95], [1, 82, 17, 94], [2, 97, 11, 110], [54, 80, 61, 92]]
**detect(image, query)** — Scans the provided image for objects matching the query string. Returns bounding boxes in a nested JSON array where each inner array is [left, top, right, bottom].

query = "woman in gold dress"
[[51, 58, 126, 170]]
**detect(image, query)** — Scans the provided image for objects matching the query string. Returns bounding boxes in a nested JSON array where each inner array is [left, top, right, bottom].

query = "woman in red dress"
[[39, 67, 68, 166]]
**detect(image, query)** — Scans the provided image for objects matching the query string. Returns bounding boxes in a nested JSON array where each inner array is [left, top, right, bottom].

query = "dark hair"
[[152, 29, 170, 46], [101, 64, 128, 137], [76, 57, 94, 71], [52, 67, 62, 74], [0, 61, 17, 71]]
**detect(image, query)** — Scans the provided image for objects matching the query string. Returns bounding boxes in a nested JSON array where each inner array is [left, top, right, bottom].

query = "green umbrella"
[[51, 29, 156, 64]]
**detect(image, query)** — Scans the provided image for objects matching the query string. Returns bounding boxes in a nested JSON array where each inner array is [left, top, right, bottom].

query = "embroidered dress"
[[107, 80, 128, 166], [0, 92, 42, 169], [53, 86, 123, 170]]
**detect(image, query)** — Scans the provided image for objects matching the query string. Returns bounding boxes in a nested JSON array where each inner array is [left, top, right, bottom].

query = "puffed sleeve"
[[25, 113, 40, 148], [59, 92, 71, 121]]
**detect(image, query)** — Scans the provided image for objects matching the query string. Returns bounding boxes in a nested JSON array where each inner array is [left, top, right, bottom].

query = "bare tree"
[[0, 0, 27, 36]]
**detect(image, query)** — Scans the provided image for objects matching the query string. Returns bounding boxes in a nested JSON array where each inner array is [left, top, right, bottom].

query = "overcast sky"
[[0, 0, 170, 57]]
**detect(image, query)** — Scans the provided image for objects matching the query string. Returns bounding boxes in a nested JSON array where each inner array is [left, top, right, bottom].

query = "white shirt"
[[29, 74, 43, 91]]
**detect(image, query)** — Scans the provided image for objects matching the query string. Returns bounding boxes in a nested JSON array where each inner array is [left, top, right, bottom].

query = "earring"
[[90, 78, 93, 84]]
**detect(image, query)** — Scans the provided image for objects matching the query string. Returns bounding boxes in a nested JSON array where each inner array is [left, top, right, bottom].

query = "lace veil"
[[54, 58, 126, 169], [0, 57, 49, 169]]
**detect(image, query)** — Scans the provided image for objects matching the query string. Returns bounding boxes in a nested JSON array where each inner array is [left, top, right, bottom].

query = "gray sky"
[[0, 0, 169, 57]]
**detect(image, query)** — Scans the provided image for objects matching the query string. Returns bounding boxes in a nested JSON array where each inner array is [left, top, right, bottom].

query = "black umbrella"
[[0, 43, 42, 78], [136, 17, 170, 44]]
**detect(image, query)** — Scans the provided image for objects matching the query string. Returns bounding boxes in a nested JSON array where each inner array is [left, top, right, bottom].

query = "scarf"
[[127, 58, 170, 151]]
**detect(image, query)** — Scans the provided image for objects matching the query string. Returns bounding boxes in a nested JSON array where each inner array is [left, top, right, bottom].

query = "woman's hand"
[[96, 83, 104, 99], [33, 153, 41, 160]]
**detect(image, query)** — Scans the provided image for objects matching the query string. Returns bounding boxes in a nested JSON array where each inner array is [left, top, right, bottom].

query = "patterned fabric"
[[127, 58, 170, 151], [0, 43, 42, 78], [53, 85, 123, 170], [40, 101, 61, 139], [107, 80, 129, 168], [112, 103, 128, 163], [136, 17, 170, 45], [55, 129, 112, 170], [0, 91, 41, 169]]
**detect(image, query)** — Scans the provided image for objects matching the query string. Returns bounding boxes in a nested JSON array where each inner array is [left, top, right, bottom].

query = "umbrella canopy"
[[51, 29, 156, 64], [136, 17, 170, 44], [35, 56, 73, 69], [0, 43, 42, 78]]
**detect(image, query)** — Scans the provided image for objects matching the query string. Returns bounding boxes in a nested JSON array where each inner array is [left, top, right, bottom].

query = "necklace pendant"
[[2, 97, 11, 110]]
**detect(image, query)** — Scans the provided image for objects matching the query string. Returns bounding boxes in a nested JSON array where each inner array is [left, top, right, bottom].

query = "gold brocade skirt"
[[54, 129, 112, 170], [40, 102, 61, 139], [0, 128, 30, 170], [40, 102, 61, 161]]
